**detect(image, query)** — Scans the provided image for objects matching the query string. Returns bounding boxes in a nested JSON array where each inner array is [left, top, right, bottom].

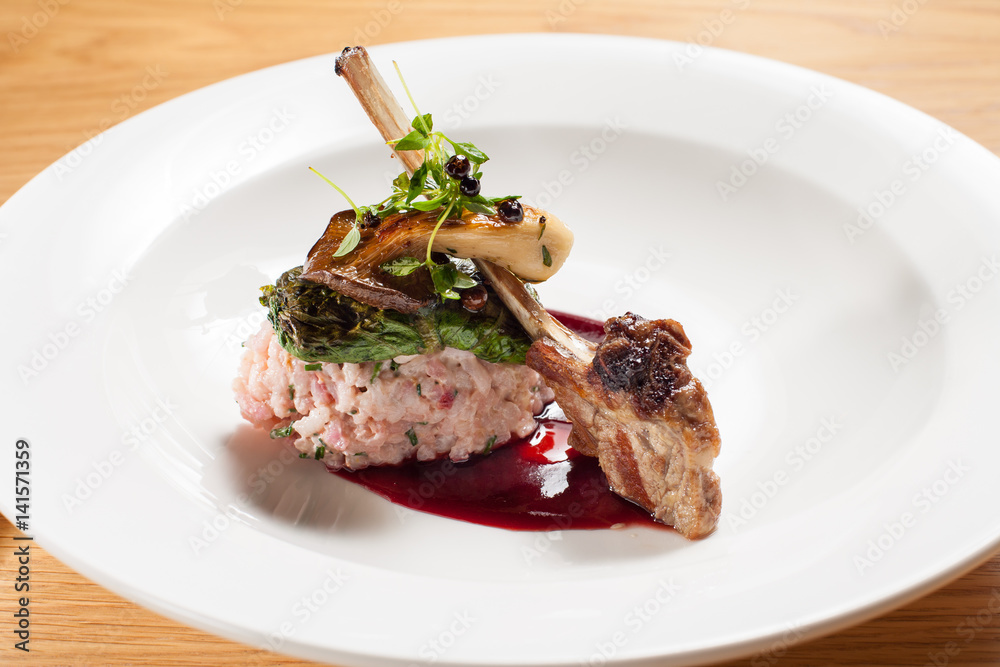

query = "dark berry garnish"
[[361, 210, 381, 228], [461, 285, 488, 312], [459, 176, 481, 197], [444, 155, 471, 179], [496, 199, 523, 223]]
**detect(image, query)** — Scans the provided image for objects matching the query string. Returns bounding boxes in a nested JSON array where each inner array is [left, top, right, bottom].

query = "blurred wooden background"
[[1, 0, 999, 665]]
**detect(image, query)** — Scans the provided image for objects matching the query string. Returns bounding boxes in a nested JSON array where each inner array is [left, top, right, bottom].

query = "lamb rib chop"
[[474, 262, 722, 539], [334, 46, 722, 539]]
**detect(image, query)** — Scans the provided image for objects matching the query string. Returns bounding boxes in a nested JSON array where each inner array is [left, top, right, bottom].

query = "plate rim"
[[3, 32, 1000, 666]]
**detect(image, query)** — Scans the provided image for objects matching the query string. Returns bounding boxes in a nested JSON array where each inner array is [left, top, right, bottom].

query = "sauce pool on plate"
[[331, 312, 668, 532]]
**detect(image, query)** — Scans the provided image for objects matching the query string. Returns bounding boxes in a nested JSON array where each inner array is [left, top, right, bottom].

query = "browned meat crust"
[[526, 313, 722, 539]]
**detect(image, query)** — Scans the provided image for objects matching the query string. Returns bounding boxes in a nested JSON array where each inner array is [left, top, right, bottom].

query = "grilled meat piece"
[[331, 45, 723, 538], [477, 261, 722, 539], [311, 46, 573, 313], [527, 314, 721, 539]]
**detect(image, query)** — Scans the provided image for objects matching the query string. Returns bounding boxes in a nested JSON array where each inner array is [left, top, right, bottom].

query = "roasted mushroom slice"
[[302, 205, 572, 313]]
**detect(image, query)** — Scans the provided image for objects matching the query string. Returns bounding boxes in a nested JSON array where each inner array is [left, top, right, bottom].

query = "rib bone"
[[333, 47, 573, 288], [334, 46, 722, 538], [336, 46, 424, 174], [479, 263, 722, 539]]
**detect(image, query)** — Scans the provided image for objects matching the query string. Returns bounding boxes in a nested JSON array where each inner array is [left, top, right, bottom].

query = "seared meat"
[[527, 315, 721, 539], [478, 261, 722, 539], [331, 45, 723, 538], [312, 46, 573, 313]]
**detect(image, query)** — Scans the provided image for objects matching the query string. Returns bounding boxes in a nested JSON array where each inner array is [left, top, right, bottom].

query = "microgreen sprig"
[[309, 63, 521, 302], [308, 166, 376, 257]]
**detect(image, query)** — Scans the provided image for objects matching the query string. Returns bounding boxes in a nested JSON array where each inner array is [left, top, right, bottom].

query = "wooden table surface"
[[2, 0, 999, 665]]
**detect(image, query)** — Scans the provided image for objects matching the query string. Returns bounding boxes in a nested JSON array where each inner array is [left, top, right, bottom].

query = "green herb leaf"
[[390, 360, 399, 372], [270, 424, 295, 439], [315, 445, 326, 460], [426, 161, 446, 190], [538, 217, 546, 239], [380, 256, 425, 276], [483, 435, 497, 455], [452, 271, 477, 290], [406, 427, 418, 446], [371, 361, 383, 383], [261, 266, 532, 364], [428, 263, 459, 297], [449, 140, 489, 163], [304, 363, 322, 371], [542, 245, 552, 267], [416, 383, 422, 396], [332, 226, 361, 258], [460, 199, 496, 215], [392, 172, 410, 192], [406, 163, 428, 203], [412, 113, 433, 136], [393, 130, 430, 151], [299, 452, 309, 458], [411, 195, 448, 212], [288, 385, 295, 400]]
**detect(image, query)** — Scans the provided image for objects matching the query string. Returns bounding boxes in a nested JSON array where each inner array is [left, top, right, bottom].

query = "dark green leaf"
[[542, 245, 552, 267], [332, 226, 361, 258], [484, 435, 497, 455], [393, 130, 430, 151], [270, 424, 295, 439], [429, 263, 458, 294], [315, 445, 326, 460], [406, 163, 427, 203], [261, 267, 532, 364], [426, 161, 446, 190], [429, 269, 458, 296], [380, 256, 425, 276], [304, 363, 322, 371], [406, 427, 418, 446], [371, 361, 383, 383]]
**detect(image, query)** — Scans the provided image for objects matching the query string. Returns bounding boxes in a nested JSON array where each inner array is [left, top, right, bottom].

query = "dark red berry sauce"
[[331, 312, 667, 532]]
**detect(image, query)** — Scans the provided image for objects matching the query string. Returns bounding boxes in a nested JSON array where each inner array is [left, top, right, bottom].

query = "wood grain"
[[2, 1, 999, 665]]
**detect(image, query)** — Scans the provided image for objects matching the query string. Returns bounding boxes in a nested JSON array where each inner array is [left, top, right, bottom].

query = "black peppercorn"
[[444, 155, 472, 179], [496, 199, 523, 223]]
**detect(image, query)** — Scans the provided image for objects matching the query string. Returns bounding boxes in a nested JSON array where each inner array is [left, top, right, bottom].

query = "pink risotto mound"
[[234, 321, 554, 470]]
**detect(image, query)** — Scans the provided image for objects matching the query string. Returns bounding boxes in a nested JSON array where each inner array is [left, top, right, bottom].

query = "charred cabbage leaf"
[[261, 266, 533, 364]]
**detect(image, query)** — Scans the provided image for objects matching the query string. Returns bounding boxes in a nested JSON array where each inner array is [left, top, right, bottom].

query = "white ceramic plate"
[[3, 33, 1000, 667]]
